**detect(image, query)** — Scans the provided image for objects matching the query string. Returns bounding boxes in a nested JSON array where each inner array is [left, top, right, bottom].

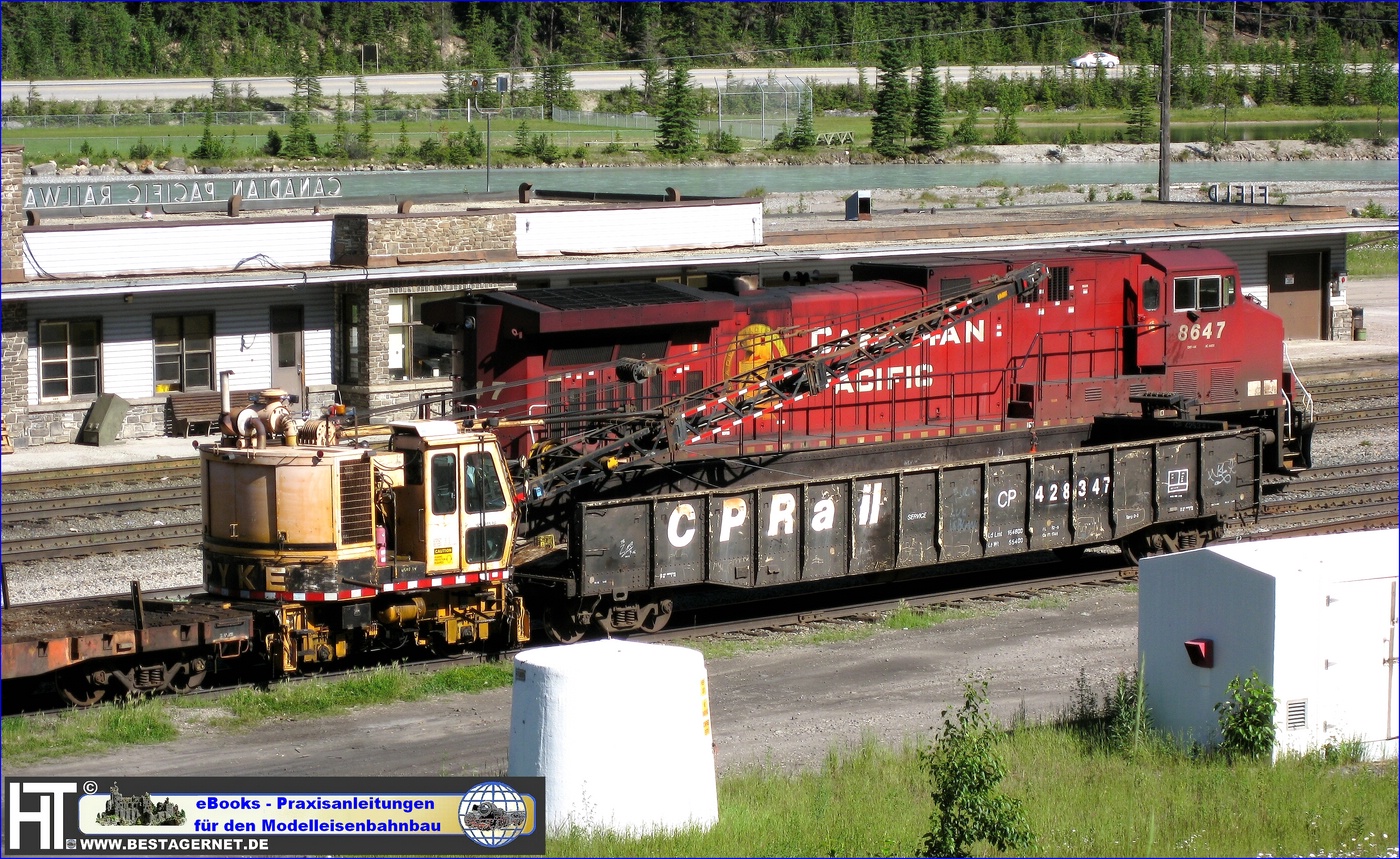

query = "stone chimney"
[[2, 145, 25, 283]]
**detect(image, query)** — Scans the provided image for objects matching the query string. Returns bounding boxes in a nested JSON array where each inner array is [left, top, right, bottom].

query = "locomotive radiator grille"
[[339, 460, 374, 544], [1173, 371, 1199, 397], [1209, 368, 1236, 401]]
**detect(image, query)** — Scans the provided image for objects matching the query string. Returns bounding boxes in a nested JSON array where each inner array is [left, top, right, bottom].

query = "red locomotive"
[[446, 248, 1306, 476]]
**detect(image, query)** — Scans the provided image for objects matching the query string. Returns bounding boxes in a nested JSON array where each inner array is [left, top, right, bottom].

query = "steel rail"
[[1, 486, 201, 522]]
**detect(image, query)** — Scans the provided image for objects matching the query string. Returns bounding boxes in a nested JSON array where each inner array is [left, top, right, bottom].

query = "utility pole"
[[1158, 1, 1172, 203]]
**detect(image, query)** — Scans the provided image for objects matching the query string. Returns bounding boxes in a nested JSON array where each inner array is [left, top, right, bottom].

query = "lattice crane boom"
[[521, 262, 1048, 504]]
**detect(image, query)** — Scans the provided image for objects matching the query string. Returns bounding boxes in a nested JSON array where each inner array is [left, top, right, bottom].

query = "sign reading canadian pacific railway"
[[23, 175, 346, 210]]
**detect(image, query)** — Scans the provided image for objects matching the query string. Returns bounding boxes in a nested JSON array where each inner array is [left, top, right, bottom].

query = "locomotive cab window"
[[430, 453, 457, 515], [1174, 275, 1233, 312], [1141, 277, 1161, 312]]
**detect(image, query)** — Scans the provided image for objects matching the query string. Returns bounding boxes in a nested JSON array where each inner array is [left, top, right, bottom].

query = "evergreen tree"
[[992, 85, 1022, 145], [790, 102, 816, 149], [329, 92, 350, 158], [912, 44, 947, 150], [870, 41, 912, 157], [354, 73, 375, 157], [1123, 63, 1157, 144], [281, 52, 321, 158], [655, 60, 699, 156], [191, 102, 225, 159], [639, 56, 663, 109], [390, 118, 410, 160], [534, 52, 577, 116]]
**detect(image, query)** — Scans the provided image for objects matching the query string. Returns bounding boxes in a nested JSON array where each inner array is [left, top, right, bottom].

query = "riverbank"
[[761, 177, 1399, 221], [25, 137, 1399, 180]]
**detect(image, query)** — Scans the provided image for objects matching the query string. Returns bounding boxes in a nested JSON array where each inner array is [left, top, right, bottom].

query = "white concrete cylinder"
[[507, 640, 718, 834]]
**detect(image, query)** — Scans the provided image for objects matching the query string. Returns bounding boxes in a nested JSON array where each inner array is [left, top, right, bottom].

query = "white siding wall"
[[22, 220, 333, 279], [25, 285, 334, 404], [514, 202, 763, 256]]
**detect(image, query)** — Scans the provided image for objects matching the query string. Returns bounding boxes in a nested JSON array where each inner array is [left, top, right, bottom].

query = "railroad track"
[[1, 485, 201, 523], [5, 488, 1396, 713], [1313, 406, 1399, 431], [2, 457, 198, 492], [2, 523, 203, 563], [1306, 377, 1398, 402]]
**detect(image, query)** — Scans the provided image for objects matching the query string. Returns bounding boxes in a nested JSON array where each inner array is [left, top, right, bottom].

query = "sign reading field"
[[23, 174, 347, 211]]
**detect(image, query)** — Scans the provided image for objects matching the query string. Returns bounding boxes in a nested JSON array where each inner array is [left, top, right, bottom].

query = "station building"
[[1, 145, 1394, 447]]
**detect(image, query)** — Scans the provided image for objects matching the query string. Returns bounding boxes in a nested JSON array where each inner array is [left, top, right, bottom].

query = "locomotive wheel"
[[640, 599, 674, 634], [541, 603, 589, 644], [57, 670, 108, 708]]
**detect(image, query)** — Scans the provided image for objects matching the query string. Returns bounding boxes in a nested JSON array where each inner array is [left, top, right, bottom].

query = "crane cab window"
[[1174, 275, 1235, 312], [430, 453, 457, 515], [463, 452, 507, 513]]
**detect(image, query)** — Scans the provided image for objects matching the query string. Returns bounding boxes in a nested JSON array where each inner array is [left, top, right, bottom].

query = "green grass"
[[1, 663, 513, 765], [549, 736, 929, 857], [1346, 232, 1399, 277], [1, 698, 179, 766], [550, 726, 1399, 857]]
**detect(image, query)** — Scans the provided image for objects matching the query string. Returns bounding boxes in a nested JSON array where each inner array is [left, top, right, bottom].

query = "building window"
[[154, 314, 213, 393], [38, 319, 100, 402], [388, 293, 455, 381], [342, 300, 361, 384]]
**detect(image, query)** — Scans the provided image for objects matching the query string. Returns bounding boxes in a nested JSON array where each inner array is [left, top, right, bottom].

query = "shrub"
[[1215, 670, 1276, 761], [602, 132, 626, 155], [1358, 199, 1387, 219], [950, 112, 981, 146], [128, 138, 152, 160], [1306, 118, 1350, 148], [918, 680, 1033, 857], [706, 129, 742, 154], [1059, 124, 1088, 146]]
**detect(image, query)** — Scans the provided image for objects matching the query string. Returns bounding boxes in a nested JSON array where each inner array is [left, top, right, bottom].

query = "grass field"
[[549, 727, 1397, 857], [5, 103, 1395, 165], [1347, 232, 1400, 277]]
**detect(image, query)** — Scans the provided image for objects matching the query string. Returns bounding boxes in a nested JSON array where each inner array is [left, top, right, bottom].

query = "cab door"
[[458, 439, 515, 573], [422, 449, 462, 572], [1132, 270, 1167, 370]]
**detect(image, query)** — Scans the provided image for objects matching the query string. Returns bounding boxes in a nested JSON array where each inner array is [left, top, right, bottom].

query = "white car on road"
[[1069, 51, 1120, 69]]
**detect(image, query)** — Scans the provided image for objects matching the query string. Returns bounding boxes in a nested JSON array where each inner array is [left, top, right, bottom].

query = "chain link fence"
[[1, 106, 545, 129]]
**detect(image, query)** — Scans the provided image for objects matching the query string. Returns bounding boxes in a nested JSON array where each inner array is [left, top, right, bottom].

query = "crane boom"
[[521, 262, 1048, 504]]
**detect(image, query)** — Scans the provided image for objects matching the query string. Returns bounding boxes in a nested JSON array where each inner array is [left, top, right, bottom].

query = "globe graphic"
[[458, 781, 528, 849]]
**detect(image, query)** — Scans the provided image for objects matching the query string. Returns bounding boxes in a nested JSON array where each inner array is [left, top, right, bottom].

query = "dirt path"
[[10, 586, 1139, 779]]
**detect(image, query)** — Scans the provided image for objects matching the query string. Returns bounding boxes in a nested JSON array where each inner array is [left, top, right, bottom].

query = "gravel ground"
[[762, 177, 1398, 221]]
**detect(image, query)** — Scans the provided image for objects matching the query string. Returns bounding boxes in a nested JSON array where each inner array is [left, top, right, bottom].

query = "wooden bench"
[[168, 389, 259, 437]]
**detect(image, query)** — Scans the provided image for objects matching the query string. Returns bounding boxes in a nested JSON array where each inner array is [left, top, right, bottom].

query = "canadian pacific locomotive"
[[430, 247, 1310, 639], [1, 247, 1312, 705]]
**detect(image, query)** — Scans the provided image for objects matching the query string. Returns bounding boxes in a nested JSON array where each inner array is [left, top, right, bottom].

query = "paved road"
[[12, 63, 1377, 102]]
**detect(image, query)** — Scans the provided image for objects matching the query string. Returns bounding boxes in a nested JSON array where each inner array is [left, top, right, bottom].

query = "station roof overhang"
[[3, 210, 1394, 302]]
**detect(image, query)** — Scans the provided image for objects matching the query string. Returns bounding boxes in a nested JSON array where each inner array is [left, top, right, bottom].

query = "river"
[[21, 159, 1395, 214], [341, 160, 1397, 198]]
